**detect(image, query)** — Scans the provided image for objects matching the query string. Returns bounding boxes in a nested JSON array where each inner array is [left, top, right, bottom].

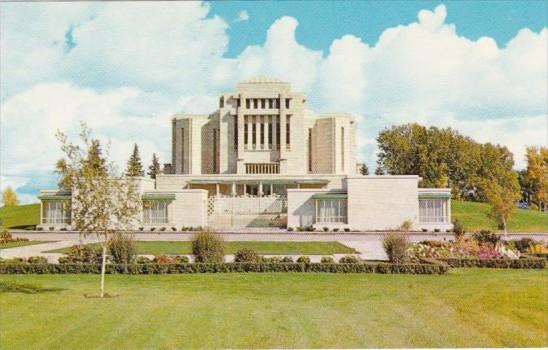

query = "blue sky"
[[0, 1, 547, 204]]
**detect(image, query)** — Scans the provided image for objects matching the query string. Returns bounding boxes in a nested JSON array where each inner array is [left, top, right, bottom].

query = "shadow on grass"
[[83, 293, 119, 299], [0, 281, 66, 294]]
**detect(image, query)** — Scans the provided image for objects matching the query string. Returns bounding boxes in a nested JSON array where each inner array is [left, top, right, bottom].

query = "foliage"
[[508, 238, 535, 253], [108, 232, 138, 264], [192, 230, 225, 263], [477, 245, 503, 260], [525, 146, 548, 211], [452, 219, 465, 238], [436, 257, 545, 269], [126, 143, 144, 177], [27, 256, 47, 264], [1, 186, 18, 207], [376, 123, 517, 200], [320, 256, 334, 263], [148, 153, 161, 179], [0, 226, 29, 243], [400, 220, 412, 232], [233, 249, 260, 263], [383, 232, 409, 263], [480, 174, 521, 233], [55, 123, 141, 297], [280, 256, 294, 263], [472, 230, 501, 246], [296, 256, 311, 263], [338, 255, 359, 263], [359, 163, 369, 175], [59, 244, 102, 264], [0, 261, 450, 274], [152, 255, 189, 264], [527, 243, 548, 254]]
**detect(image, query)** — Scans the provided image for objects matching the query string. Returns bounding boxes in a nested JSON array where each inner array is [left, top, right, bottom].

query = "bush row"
[[0, 262, 448, 275], [435, 256, 545, 269]]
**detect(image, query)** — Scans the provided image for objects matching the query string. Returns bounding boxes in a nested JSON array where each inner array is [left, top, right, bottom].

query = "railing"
[[245, 163, 280, 174]]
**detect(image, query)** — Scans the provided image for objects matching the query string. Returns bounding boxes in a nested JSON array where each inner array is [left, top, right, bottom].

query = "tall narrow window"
[[261, 99, 266, 108], [285, 98, 290, 109], [252, 119, 257, 149], [234, 116, 238, 150], [213, 128, 218, 172], [246, 99, 250, 109], [341, 127, 345, 171], [219, 96, 224, 108], [181, 128, 185, 173], [308, 128, 312, 172], [260, 118, 265, 149], [286, 115, 291, 150], [253, 99, 258, 109], [276, 116, 281, 149], [244, 120, 248, 149], [268, 99, 273, 108], [237, 98, 241, 107], [268, 118, 273, 149]]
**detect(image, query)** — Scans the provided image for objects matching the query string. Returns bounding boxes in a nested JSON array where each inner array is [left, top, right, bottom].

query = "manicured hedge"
[[435, 257, 545, 269], [0, 262, 448, 275]]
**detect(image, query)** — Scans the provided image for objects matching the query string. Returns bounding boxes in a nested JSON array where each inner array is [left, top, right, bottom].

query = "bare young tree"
[[56, 123, 141, 298]]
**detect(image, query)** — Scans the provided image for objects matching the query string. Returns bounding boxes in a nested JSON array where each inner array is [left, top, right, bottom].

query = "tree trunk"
[[100, 243, 107, 298], [502, 218, 507, 238]]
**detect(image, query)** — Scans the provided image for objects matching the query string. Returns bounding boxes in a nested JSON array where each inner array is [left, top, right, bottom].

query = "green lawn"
[[1, 269, 546, 349], [0, 241, 50, 250], [452, 200, 547, 233], [0, 204, 40, 229], [47, 241, 357, 255]]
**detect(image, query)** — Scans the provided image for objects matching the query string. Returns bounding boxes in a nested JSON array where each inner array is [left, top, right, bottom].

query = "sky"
[[0, 1, 547, 204]]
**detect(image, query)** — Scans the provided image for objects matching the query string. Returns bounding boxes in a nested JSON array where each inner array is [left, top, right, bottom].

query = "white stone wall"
[[142, 190, 208, 228], [347, 176, 420, 230]]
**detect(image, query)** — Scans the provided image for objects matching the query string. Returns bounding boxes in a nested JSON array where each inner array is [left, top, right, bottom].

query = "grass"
[[0, 241, 50, 250], [452, 200, 547, 233], [0, 204, 40, 228], [0, 269, 546, 349], [47, 241, 357, 255]]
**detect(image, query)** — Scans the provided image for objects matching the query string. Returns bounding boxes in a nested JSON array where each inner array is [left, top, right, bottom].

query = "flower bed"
[[0, 261, 449, 275]]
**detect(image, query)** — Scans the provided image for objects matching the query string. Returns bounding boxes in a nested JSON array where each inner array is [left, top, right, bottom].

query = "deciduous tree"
[[56, 123, 141, 298], [1, 187, 18, 207], [526, 146, 548, 211]]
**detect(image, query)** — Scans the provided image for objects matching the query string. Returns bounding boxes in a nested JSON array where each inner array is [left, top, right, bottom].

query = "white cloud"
[[234, 10, 249, 22], [1, 3, 546, 202]]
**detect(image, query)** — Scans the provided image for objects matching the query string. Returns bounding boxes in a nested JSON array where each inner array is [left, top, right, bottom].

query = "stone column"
[[231, 182, 236, 196], [216, 183, 220, 196], [259, 182, 263, 197]]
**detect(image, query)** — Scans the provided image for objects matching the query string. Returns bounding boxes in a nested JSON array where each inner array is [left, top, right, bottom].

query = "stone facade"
[[38, 77, 452, 232]]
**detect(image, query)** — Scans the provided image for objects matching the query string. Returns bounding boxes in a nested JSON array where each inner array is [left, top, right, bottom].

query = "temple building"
[[38, 78, 452, 232]]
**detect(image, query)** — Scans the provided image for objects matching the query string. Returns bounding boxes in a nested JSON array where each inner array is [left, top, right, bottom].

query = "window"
[[285, 98, 290, 109], [286, 115, 291, 150], [42, 201, 70, 224], [252, 119, 257, 149], [143, 201, 169, 224], [246, 99, 250, 109], [268, 99, 273, 108], [260, 118, 265, 149], [234, 116, 238, 150], [276, 117, 281, 149], [253, 99, 258, 109], [237, 98, 241, 107], [341, 127, 345, 171], [268, 117, 273, 149], [244, 119, 248, 148], [219, 96, 224, 108], [261, 99, 266, 108], [315, 199, 347, 224], [308, 128, 313, 172], [213, 128, 218, 172], [274, 98, 279, 108], [419, 199, 449, 223], [181, 128, 185, 173]]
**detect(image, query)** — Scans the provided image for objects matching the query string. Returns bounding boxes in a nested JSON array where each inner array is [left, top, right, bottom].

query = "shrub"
[[152, 255, 189, 264], [452, 219, 465, 238], [305, 225, 315, 232], [36, 227, 44, 231], [320, 256, 334, 263], [510, 238, 535, 253], [27, 256, 47, 264], [159, 227, 166, 232], [136, 256, 152, 264], [171, 227, 177, 231], [296, 256, 310, 263], [192, 230, 225, 263], [344, 228, 351, 232], [108, 232, 138, 264], [472, 230, 501, 246], [150, 227, 156, 232], [234, 249, 260, 263], [383, 232, 409, 263], [333, 228, 339, 232], [528, 243, 548, 254], [296, 226, 304, 232], [287, 227, 294, 232], [530, 203, 539, 211], [323, 227, 329, 232], [49, 226, 55, 231], [434, 228, 440, 232], [421, 228, 428, 232], [339, 255, 359, 264], [0, 226, 29, 243], [60, 227, 67, 231], [138, 227, 144, 231], [400, 220, 412, 232], [280, 256, 294, 263], [62, 244, 102, 264], [261, 256, 282, 263]]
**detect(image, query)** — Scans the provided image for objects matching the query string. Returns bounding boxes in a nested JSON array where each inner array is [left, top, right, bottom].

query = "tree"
[[481, 172, 521, 234], [374, 165, 384, 175], [126, 143, 144, 177], [148, 153, 161, 179], [359, 163, 369, 175], [526, 146, 548, 211], [56, 123, 141, 298], [1, 187, 18, 207]]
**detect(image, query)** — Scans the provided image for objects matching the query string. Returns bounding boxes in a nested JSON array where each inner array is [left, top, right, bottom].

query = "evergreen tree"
[[126, 143, 144, 177], [148, 153, 161, 179], [84, 139, 107, 176], [374, 164, 384, 175], [359, 163, 369, 175]]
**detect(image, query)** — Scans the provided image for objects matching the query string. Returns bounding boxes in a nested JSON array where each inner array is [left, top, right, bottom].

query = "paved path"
[[4, 231, 546, 263]]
